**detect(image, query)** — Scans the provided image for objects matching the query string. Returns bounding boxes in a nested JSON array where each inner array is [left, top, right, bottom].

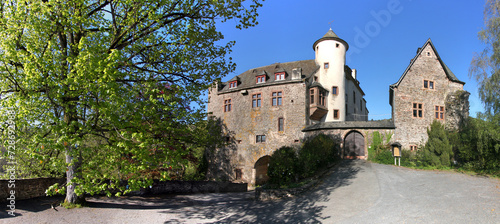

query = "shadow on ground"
[[0, 195, 65, 219], [0, 160, 362, 223]]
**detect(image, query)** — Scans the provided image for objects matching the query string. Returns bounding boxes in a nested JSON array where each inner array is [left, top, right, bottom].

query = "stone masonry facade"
[[207, 61, 314, 185], [390, 39, 469, 149]]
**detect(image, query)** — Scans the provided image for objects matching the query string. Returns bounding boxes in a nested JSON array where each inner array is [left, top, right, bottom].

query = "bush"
[[267, 146, 299, 186], [454, 114, 500, 173], [417, 121, 454, 168], [298, 134, 341, 178], [368, 131, 394, 165]]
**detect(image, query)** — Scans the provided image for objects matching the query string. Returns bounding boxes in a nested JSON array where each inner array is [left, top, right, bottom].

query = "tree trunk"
[[65, 146, 85, 204]]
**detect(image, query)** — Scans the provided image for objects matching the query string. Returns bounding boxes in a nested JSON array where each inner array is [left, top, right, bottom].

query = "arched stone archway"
[[343, 131, 365, 159], [254, 156, 271, 186]]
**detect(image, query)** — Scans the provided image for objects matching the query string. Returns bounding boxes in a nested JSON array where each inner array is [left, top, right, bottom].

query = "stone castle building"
[[207, 29, 469, 186]]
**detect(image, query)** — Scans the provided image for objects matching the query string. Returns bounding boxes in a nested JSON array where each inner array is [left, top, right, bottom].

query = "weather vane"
[[329, 20, 334, 29]]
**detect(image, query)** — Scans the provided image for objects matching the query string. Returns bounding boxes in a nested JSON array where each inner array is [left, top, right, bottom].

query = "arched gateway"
[[254, 156, 271, 185], [344, 131, 365, 159]]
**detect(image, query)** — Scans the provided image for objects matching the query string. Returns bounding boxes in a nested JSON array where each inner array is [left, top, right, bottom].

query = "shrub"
[[267, 146, 299, 186], [298, 134, 341, 178], [368, 131, 394, 165], [418, 121, 454, 168], [455, 114, 500, 173]]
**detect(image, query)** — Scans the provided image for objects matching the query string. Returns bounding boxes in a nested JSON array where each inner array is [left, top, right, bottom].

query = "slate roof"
[[312, 28, 349, 51], [302, 120, 395, 132], [390, 38, 465, 88], [218, 60, 320, 93]]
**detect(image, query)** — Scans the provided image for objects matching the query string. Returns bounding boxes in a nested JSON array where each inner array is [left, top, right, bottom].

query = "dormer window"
[[229, 81, 237, 89], [256, 75, 266, 84], [275, 72, 285, 81]]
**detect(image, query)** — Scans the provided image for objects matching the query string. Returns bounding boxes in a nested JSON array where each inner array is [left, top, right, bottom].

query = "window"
[[413, 103, 423, 118], [275, 72, 285, 81], [235, 169, 242, 180], [314, 76, 318, 82], [310, 89, 315, 104], [256, 135, 266, 143], [278, 118, 284, 132], [256, 75, 266, 84], [252, 93, 261, 108], [319, 89, 326, 106], [332, 86, 338, 95], [333, 109, 339, 119], [353, 91, 356, 104], [426, 52, 431, 56], [435, 106, 445, 120], [424, 80, 434, 89], [229, 81, 237, 89], [336, 43, 340, 48], [410, 145, 418, 151], [324, 62, 329, 69], [224, 99, 231, 112], [272, 91, 282, 106], [360, 100, 363, 112]]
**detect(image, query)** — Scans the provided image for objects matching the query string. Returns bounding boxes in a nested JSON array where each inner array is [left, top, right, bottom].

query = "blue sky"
[[216, 0, 487, 120]]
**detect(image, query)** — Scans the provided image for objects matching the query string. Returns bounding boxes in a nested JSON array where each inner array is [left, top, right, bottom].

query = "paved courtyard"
[[1, 160, 499, 223]]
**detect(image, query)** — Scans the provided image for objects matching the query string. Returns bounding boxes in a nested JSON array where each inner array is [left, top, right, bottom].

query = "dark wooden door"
[[344, 132, 365, 159]]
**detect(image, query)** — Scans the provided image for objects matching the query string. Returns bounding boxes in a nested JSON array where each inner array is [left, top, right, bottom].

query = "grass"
[[60, 200, 86, 209]]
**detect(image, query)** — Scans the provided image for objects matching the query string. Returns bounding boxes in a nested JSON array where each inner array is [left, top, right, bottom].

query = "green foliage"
[[470, 0, 500, 115], [298, 134, 341, 178], [0, 0, 262, 203], [400, 149, 418, 167], [417, 121, 454, 168], [267, 146, 298, 186], [45, 183, 66, 197], [455, 114, 500, 173], [266, 134, 341, 188], [368, 131, 394, 165]]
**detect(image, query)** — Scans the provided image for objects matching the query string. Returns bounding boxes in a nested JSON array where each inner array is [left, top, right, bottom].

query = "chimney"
[[352, 69, 357, 80], [292, 68, 302, 80]]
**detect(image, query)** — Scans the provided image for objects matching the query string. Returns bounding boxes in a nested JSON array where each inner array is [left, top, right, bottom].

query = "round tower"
[[313, 29, 349, 121]]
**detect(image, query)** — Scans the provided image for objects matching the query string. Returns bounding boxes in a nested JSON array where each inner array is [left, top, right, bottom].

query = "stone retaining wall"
[[1, 178, 247, 201], [0, 178, 66, 201]]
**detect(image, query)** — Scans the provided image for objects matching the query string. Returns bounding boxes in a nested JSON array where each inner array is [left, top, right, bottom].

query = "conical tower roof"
[[323, 28, 339, 38], [312, 28, 349, 50]]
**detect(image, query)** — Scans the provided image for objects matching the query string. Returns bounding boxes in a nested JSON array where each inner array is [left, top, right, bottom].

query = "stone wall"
[[307, 129, 394, 159], [392, 43, 467, 149], [207, 81, 307, 186], [0, 178, 65, 201], [0, 178, 247, 201]]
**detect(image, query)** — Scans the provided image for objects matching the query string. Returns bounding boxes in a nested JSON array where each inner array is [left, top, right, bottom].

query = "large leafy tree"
[[470, 0, 500, 115], [464, 0, 500, 173], [0, 0, 261, 204]]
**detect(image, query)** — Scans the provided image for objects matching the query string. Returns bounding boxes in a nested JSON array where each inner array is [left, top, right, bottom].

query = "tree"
[[0, 0, 262, 204], [267, 146, 298, 186], [470, 0, 500, 115], [419, 121, 454, 168]]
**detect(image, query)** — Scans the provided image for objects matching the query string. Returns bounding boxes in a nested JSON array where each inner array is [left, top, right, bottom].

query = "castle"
[[206, 29, 469, 186]]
